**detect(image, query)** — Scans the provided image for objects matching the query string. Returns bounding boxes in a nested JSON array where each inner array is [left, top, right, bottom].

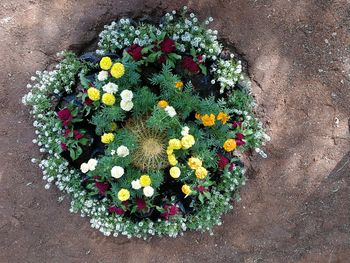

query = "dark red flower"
[[136, 198, 147, 211], [197, 54, 203, 63], [182, 56, 200, 73], [235, 133, 246, 146], [85, 97, 93, 105], [158, 55, 167, 64], [57, 108, 72, 126], [126, 44, 143, 61], [161, 204, 178, 220], [73, 130, 83, 140], [217, 153, 235, 171], [60, 142, 67, 151], [95, 181, 110, 196], [64, 129, 71, 137], [159, 37, 176, 53], [197, 185, 205, 193], [232, 121, 242, 128], [108, 206, 124, 215]]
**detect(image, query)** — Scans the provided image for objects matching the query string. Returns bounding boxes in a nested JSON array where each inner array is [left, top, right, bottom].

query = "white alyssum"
[[165, 106, 176, 117], [181, 126, 189, 136], [97, 71, 109, 81], [111, 166, 124, 179], [131, 179, 142, 190], [143, 186, 154, 197], [102, 82, 118, 94], [120, 89, 133, 101], [120, 100, 134, 111], [117, 145, 129, 157]]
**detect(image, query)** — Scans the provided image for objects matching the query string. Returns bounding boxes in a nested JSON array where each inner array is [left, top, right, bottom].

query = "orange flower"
[[201, 114, 216, 127], [158, 100, 169, 108], [175, 81, 184, 89], [217, 112, 230, 124], [223, 139, 237, 152], [195, 113, 202, 120]]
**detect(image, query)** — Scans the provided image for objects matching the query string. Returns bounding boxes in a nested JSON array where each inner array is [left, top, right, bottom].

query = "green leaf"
[[199, 64, 207, 75], [69, 148, 77, 160]]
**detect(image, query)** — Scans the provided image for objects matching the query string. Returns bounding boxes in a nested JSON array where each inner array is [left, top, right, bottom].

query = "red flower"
[[217, 154, 235, 171], [126, 44, 143, 61], [182, 56, 200, 73], [158, 55, 167, 64], [85, 97, 93, 105], [235, 133, 246, 146], [95, 181, 110, 196], [197, 54, 203, 63], [108, 206, 124, 215], [136, 198, 147, 211], [197, 185, 205, 193], [161, 204, 178, 220], [73, 130, 83, 140], [159, 37, 176, 53], [232, 121, 242, 128], [64, 129, 71, 137], [60, 142, 67, 151], [57, 108, 72, 126]]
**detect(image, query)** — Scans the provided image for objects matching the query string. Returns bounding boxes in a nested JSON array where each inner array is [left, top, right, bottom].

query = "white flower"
[[97, 71, 108, 81], [131, 179, 142, 190], [87, 158, 98, 171], [117, 145, 129, 157], [111, 166, 124, 179], [120, 89, 133, 101], [120, 100, 134, 111], [164, 106, 176, 117], [111, 150, 116, 155], [80, 163, 90, 173], [102, 82, 118, 94], [143, 186, 154, 197], [181, 126, 189, 136]]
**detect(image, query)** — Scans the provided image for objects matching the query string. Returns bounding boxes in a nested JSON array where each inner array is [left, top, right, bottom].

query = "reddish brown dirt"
[[1, 0, 350, 262]]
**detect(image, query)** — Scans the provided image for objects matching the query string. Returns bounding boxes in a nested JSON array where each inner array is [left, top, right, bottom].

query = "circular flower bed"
[[23, 7, 269, 238]]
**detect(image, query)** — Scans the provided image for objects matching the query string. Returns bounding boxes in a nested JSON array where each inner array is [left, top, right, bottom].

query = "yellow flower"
[[195, 113, 202, 120], [140, 175, 151, 187], [188, 157, 202, 170], [158, 100, 168, 108], [169, 167, 181, 179], [110, 122, 117, 132], [166, 147, 174, 155], [195, 166, 208, 179], [168, 138, 182, 150], [117, 188, 130, 201], [110, 63, 125, 79], [87, 87, 100, 101], [181, 184, 191, 196], [100, 56, 113, 70], [201, 113, 216, 127], [101, 133, 115, 144], [217, 112, 230, 124], [181, 134, 195, 149], [223, 139, 237, 152], [168, 154, 178, 166], [175, 81, 183, 89], [101, 93, 116, 106]]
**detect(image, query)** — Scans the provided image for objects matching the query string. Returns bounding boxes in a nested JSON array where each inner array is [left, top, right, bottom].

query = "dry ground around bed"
[[0, 0, 350, 262]]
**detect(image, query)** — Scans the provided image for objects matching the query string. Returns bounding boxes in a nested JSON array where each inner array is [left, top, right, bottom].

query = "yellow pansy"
[[117, 188, 130, 201], [110, 63, 125, 79], [87, 87, 100, 101], [140, 175, 151, 187], [223, 139, 237, 152], [101, 93, 116, 106]]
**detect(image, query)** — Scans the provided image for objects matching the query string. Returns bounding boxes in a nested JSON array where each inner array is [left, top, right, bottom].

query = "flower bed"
[[23, 7, 268, 238]]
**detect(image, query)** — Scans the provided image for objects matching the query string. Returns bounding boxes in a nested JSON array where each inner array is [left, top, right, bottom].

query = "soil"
[[0, 0, 350, 262]]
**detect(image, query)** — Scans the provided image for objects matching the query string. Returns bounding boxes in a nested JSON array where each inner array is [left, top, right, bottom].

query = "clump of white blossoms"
[[102, 82, 119, 94], [116, 145, 129, 157], [111, 166, 124, 179], [120, 89, 134, 111], [98, 71, 109, 81], [143, 186, 154, 197], [80, 158, 98, 173], [165, 106, 176, 117]]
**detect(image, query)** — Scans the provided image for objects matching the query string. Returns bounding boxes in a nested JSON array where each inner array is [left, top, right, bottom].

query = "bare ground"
[[0, 0, 350, 262]]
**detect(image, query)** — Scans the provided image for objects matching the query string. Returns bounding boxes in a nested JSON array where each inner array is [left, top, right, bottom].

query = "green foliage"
[[91, 106, 125, 135], [132, 86, 158, 117]]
